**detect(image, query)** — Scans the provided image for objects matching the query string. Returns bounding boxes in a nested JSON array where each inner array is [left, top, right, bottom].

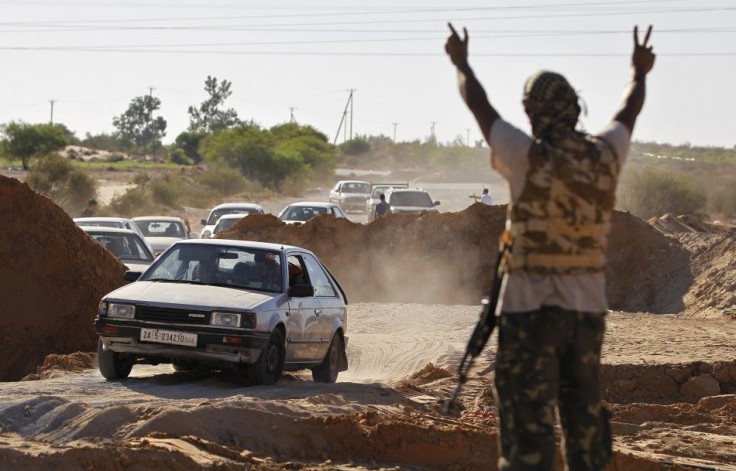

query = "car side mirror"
[[200, 218, 207, 226], [434, 201, 441, 206], [124, 270, 142, 282], [289, 283, 314, 298]]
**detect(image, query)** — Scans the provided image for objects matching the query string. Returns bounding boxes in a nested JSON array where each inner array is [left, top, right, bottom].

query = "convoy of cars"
[[95, 239, 349, 385], [85, 177, 440, 386]]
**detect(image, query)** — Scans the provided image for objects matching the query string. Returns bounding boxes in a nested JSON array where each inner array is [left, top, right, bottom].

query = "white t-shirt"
[[480, 193, 493, 205], [489, 119, 631, 314]]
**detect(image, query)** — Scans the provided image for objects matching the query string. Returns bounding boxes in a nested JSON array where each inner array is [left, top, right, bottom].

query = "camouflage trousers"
[[493, 306, 612, 471]]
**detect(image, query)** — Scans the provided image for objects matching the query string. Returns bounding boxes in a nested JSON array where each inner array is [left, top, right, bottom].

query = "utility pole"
[[392, 122, 399, 143], [148, 86, 156, 159], [466, 128, 470, 147], [333, 88, 356, 145], [430, 122, 436, 142], [289, 107, 297, 123], [49, 99, 56, 125]]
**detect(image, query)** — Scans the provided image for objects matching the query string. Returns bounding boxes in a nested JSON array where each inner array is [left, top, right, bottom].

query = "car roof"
[[74, 217, 134, 222], [216, 213, 248, 220], [210, 202, 263, 210], [175, 238, 308, 253], [388, 188, 427, 194], [338, 180, 370, 184], [131, 216, 183, 222], [80, 226, 139, 235], [284, 201, 337, 208]]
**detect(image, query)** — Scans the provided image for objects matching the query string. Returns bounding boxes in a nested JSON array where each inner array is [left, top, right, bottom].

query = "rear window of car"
[[389, 191, 433, 207]]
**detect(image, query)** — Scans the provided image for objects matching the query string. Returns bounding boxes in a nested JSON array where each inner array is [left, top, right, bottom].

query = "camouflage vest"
[[507, 134, 619, 274]]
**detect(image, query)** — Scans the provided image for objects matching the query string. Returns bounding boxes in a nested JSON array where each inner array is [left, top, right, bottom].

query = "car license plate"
[[140, 328, 197, 347]]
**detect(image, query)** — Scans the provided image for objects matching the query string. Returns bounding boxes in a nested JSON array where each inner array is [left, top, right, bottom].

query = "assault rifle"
[[443, 231, 510, 415]]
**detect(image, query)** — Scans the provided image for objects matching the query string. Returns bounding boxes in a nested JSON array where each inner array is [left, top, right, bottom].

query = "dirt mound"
[[650, 213, 736, 235], [21, 352, 96, 381], [223, 205, 691, 312], [0, 176, 127, 381], [671, 232, 736, 317]]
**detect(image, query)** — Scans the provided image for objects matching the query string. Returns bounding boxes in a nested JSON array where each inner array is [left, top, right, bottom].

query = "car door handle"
[[315, 309, 322, 316]]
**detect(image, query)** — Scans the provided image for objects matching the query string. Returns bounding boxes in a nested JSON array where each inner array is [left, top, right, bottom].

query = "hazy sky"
[[0, 0, 734, 148]]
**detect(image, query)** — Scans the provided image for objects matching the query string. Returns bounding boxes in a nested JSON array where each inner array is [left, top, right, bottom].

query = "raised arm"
[[445, 23, 500, 142], [613, 25, 656, 134]]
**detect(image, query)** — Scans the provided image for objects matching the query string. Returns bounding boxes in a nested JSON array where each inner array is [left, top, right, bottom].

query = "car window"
[[92, 234, 152, 261], [287, 255, 309, 287], [331, 206, 346, 218], [143, 245, 282, 292], [301, 254, 336, 297], [389, 191, 433, 207], [207, 208, 257, 225], [138, 221, 185, 238], [344, 182, 370, 193], [214, 217, 243, 234]]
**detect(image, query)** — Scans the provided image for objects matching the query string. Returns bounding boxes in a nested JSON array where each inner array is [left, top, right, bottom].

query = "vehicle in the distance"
[[94, 239, 349, 385], [278, 202, 347, 224], [81, 226, 155, 272], [212, 213, 248, 237], [366, 182, 409, 222], [132, 216, 193, 257], [200, 203, 265, 239], [74, 216, 151, 251], [329, 180, 371, 213], [383, 188, 441, 216]]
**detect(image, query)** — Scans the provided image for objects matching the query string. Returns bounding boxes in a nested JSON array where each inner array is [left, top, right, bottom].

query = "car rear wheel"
[[97, 338, 133, 380], [248, 329, 284, 385], [312, 334, 342, 383]]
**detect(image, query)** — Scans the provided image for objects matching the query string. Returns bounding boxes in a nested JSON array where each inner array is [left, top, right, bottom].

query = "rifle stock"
[[443, 231, 510, 415]]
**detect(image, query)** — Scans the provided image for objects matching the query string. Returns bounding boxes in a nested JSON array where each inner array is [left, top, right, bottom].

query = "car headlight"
[[98, 301, 108, 316], [211, 312, 242, 328], [108, 303, 136, 319]]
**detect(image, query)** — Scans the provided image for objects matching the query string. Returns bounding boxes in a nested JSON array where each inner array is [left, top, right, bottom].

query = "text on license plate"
[[140, 328, 197, 347]]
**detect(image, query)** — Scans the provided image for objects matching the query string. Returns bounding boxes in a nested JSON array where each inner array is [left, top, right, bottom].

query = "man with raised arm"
[[446, 24, 655, 471]]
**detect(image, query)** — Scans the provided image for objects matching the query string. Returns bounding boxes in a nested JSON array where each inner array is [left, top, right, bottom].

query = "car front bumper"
[[95, 317, 270, 365]]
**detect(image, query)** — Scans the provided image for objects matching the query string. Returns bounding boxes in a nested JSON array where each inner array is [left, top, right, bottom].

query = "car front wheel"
[[248, 329, 284, 385], [312, 334, 342, 383], [97, 338, 133, 380]]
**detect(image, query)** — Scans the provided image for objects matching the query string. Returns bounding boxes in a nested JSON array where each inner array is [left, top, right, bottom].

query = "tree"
[[188, 76, 241, 133], [1, 122, 69, 170], [113, 93, 167, 154]]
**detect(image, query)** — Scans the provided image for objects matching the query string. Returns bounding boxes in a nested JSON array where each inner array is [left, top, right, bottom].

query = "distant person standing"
[[375, 194, 391, 218], [472, 188, 492, 205], [446, 22, 655, 471], [80, 198, 98, 217]]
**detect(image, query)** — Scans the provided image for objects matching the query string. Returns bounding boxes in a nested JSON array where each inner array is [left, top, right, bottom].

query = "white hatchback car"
[[95, 239, 349, 385], [200, 203, 265, 239], [74, 217, 152, 252]]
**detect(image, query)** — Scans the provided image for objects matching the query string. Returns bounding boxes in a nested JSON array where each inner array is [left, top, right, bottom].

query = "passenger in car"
[[254, 252, 282, 290], [231, 262, 250, 286], [195, 258, 218, 284]]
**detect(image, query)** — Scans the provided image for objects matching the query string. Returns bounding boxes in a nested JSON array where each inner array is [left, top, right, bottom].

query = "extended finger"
[[448, 22, 459, 38], [633, 25, 640, 46], [463, 27, 469, 42], [643, 25, 653, 47]]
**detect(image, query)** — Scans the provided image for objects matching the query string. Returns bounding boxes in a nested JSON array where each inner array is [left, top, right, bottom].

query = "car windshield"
[[89, 233, 153, 262], [344, 182, 370, 193], [280, 206, 328, 222], [137, 220, 186, 238], [142, 244, 283, 292], [390, 191, 434, 207], [206, 208, 257, 225], [214, 217, 243, 234]]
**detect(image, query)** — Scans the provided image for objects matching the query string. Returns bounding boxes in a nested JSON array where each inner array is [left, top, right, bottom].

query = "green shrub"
[[617, 167, 707, 219], [169, 147, 193, 165], [150, 176, 183, 208], [199, 164, 247, 196], [27, 153, 96, 214], [708, 178, 736, 220]]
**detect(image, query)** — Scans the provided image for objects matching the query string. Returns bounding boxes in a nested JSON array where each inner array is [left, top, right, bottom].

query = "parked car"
[[329, 180, 371, 213], [200, 203, 265, 239], [74, 216, 151, 251], [212, 213, 248, 237], [366, 182, 409, 222], [132, 216, 193, 257], [94, 239, 349, 385], [278, 202, 347, 224], [383, 188, 441, 216], [81, 226, 155, 272]]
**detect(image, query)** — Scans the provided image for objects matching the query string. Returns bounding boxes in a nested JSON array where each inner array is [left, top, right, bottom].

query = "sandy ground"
[[1, 167, 735, 470], [1, 305, 735, 470]]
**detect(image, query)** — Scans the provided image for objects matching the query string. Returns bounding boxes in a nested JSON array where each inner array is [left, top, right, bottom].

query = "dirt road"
[[1, 304, 734, 470]]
